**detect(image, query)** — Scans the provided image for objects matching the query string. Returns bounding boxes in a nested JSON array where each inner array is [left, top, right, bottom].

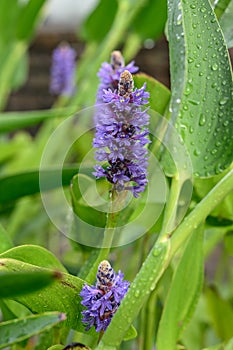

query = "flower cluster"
[[50, 43, 76, 96], [96, 50, 138, 104], [80, 260, 130, 332], [93, 66, 150, 197]]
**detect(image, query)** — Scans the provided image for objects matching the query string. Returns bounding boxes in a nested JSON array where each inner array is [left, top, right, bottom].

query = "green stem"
[[144, 289, 157, 350], [95, 168, 233, 349], [0, 42, 26, 111], [159, 173, 182, 238], [85, 190, 126, 284]]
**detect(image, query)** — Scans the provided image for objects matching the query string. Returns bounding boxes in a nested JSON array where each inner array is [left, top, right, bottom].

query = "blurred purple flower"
[[96, 50, 138, 103], [80, 260, 130, 332], [50, 43, 76, 96], [93, 69, 150, 197]]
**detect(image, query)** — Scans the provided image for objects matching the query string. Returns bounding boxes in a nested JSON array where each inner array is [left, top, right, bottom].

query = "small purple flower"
[[96, 50, 139, 104], [80, 260, 130, 332], [93, 69, 150, 197], [50, 43, 76, 96]]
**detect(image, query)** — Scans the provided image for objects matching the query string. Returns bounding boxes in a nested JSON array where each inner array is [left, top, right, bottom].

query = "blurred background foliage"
[[0, 0, 233, 349]]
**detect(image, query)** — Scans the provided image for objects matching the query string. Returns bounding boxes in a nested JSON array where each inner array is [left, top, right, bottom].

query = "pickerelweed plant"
[[0, 0, 233, 349]]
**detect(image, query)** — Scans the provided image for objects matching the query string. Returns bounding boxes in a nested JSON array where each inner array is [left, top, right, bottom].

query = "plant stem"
[[159, 172, 181, 238], [84, 190, 126, 284], [95, 168, 233, 349]]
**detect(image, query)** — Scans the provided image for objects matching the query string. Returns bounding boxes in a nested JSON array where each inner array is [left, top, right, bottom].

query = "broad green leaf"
[[224, 231, 233, 255], [124, 324, 137, 341], [157, 226, 204, 350], [212, 0, 231, 19], [0, 41, 26, 109], [0, 224, 13, 253], [225, 337, 233, 350], [133, 73, 170, 115], [80, 0, 118, 42], [11, 51, 28, 90], [0, 0, 19, 45], [47, 346, 64, 350], [0, 270, 61, 298], [71, 174, 107, 228], [0, 311, 65, 349], [219, 1, 233, 48], [16, 0, 46, 40], [194, 166, 233, 221], [0, 166, 92, 206], [0, 258, 88, 332], [167, 0, 233, 177], [131, 0, 167, 40], [205, 287, 233, 341], [0, 107, 77, 133], [0, 245, 67, 272]]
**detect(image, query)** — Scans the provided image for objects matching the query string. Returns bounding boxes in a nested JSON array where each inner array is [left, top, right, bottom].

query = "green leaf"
[[194, 167, 233, 221], [134, 73, 170, 115], [224, 231, 233, 255], [16, 0, 46, 40], [0, 224, 13, 253], [202, 344, 224, 350], [71, 174, 107, 228], [0, 245, 67, 272], [0, 166, 92, 206], [80, 0, 118, 42], [0, 258, 87, 332], [11, 51, 28, 90], [124, 324, 137, 341], [0, 107, 77, 133], [167, 0, 233, 177], [219, 1, 233, 48], [0, 269, 61, 298], [213, 0, 231, 19], [205, 287, 233, 341], [157, 226, 204, 350], [225, 337, 233, 350], [131, 0, 167, 40], [0, 311, 65, 349]]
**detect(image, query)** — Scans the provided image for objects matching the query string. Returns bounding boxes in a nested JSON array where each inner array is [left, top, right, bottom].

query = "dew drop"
[[184, 83, 193, 96], [211, 148, 217, 155], [134, 290, 140, 298], [188, 99, 200, 105], [211, 63, 218, 71], [194, 148, 201, 156], [219, 97, 228, 105], [199, 113, 206, 126], [153, 246, 162, 257], [190, 4, 196, 9], [223, 120, 229, 127], [189, 126, 194, 134]]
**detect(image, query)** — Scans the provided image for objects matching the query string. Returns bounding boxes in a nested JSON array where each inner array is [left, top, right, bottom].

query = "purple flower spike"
[[96, 50, 139, 104], [93, 68, 150, 197], [50, 43, 76, 96], [80, 260, 130, 332]]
